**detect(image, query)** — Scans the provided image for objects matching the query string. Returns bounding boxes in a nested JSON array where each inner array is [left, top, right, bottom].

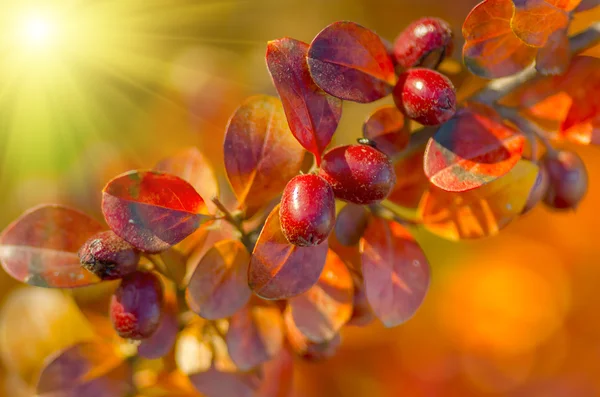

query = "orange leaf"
[[359, 218, 430, 327], [186, 240, 251, 320], [36, 341, 133, 397], [347, 271, 375, 327], [418, 160, 539, 240], [0, 205, 104, 288], [463, 0, 536, 78], [249, 205, 328, 300], [266, 38, 342, 165], [288, 250, 353, 342], [362, 105, 410, 157], [424, 104, 525, 192], [256, 347, 294, 397], [307, 21, 396, 103], [226, 303, 284, 371], [535, 27, 571, 75], [510, 0, 576, 47], [155, 147, 220, 214], [224, 95, 305, 217], [102, 170, 212, 253], [387, 145, 430, 209], [283, 309, 342, 361]]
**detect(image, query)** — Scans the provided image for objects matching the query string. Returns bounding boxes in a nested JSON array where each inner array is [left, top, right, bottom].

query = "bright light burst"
[[0, 0, 248, 184]]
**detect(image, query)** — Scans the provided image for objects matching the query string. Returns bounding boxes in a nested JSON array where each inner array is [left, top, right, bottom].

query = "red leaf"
[[186, 240, 251, 320], [36, 341, 133, 397], [288, 250, 353, 342], [418, 160, 539, 240], [535, 27, 571, 75], [138, 288, 179, 359], [359, 218, 430, 327], [266, 38, 342, 165], [362, 105, 410, 157], [463, 0, 536, 78], [283, 309, 341, 361], [226, 303, 284, 371], [189, 368, 261, 397], [347, 271, 375, 327], [307, 21, 396, 103], [424, 104, 525, 192], [102, 170, 212, 254], [510, 0, 576, 47], [224, 95, 305, 217], [249, 205, 328, 300], [387, 145, 430, 209], [256, 347, 294, 397], [334, 203, 369, 246], [155, 147, 220, 213], [0, 205, 104, 288]]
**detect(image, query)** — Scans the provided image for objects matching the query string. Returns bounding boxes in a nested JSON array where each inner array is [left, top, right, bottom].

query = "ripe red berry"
[[280, 174, 335, 246], [319, 144, 396, 205], [522, 164, 550, 214], [79, 230, 140, 280], [110, 271, 164, 340], [393, 68, 456, 126], [541, 150, 588, 210], [393, 17, 453, 69]]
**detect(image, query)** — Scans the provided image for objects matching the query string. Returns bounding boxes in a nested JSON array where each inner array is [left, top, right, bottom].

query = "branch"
[[497, 105, 557, 156], [472, 22, 600, 104]]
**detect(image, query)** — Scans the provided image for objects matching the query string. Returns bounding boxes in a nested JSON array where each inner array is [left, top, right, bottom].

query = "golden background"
[[0, 0, 599, 396]]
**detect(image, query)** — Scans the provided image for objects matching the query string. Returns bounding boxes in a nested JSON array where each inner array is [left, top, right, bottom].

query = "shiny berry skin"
[[79, 230, 140, 280], [541, 150, 588, 210], [393, 68, 456, 126], [280, 174, 335, 246], [319, 144, 396, 205], [393, 17, 453, 69], [522, 164, 550, 214], [110, 271, 164, 340]]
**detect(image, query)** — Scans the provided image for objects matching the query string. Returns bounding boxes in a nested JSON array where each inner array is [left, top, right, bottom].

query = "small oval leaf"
[[387, 145, 430, 209], [102, 170, 212, 254], [307, 21, 396, 103], [138, 287, 179, 360], [0, 205, 104, 288], [424, 104, 525, 192], [186, 240, 251, 320], [463, 0, 536, 78], [535, 27, 571, 75], [266, 38, 342, 165], [224, 95, 305, 217], [226, 303, 284, 371], [256, 346, 294, 397], [36, 341, 133, 397], [155, 147, 220, 213], [418, 160, 539, 240], [249, 205, 328, 300], [288, 250, 353, 342], [188, 367, 261, 397], [359, 218, 430, 327], [510, 0, 575, 47], [334, 203, 369, 247], [362, 105, 410, 157], [283, 309, 341, 361]]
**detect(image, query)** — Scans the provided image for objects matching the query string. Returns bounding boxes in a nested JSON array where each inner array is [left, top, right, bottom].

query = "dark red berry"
[[319, 144, 396, 205], [522, 164, 550, 214], [393, 17, 453, 70], [110, 271, 164, 340], [79, 230, 140, 280], [393, 68, 456, 126], [280, 174, 335, 247], [541, 150, 588, 210]]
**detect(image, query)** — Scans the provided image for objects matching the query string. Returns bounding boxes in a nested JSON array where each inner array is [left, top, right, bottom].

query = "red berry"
[[541, 150, 588, 210], [319, 144, 396, 205], [393, 68, 456, 126], [393, 17, 453, 69], [280, 174, 335, 246], [79, 230, 140, 280], [522, 164, 550, 214], [110, 271, 164, 340]]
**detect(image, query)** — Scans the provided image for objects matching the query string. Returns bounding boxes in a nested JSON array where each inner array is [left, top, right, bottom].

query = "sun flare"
[[18, 12, 59, 50]]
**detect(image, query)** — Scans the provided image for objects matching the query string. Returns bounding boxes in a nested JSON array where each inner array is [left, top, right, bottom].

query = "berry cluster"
[[0, 1, 599, 394]]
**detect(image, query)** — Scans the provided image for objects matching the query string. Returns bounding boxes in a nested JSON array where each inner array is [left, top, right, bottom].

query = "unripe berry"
[[79, 230, 140, 280], [393, 17, 453, 69], [393, 68, 456, 126], [110, 271, 164, 340], [522, 165, 549, 214], [541, 150, 588, 210], [280, 174, 335, 247], [319, 144, 396, 205]]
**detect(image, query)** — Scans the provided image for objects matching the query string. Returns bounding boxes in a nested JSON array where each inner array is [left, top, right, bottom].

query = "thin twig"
[[211, 197, 254, 250], [369, 202, 421, 227], [497, 105, 557, 156], [472, 22, 600, 104]]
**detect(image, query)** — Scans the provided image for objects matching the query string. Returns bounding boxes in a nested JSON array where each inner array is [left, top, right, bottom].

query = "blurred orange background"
[[0, 0, 599, 396]]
